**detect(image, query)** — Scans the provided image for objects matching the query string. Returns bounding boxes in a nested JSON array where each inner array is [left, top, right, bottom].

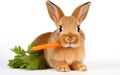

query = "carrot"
[[32, 42, 61, 51]]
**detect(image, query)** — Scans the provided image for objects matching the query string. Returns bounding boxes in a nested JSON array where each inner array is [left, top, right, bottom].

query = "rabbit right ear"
[[46, 0, 64, 23], [72, 2, 91, 24]]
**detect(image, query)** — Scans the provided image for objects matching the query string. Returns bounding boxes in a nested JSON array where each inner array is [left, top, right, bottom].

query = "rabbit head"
[[46, 1, 91, 48]]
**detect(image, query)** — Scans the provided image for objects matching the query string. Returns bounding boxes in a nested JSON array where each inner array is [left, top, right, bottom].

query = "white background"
[[0, 0, 120, 75]]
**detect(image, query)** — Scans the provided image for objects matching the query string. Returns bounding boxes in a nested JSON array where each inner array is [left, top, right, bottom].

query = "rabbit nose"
[[65, 37, 75, 42]]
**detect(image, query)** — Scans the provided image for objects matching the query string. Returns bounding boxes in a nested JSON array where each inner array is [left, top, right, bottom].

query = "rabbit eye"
[[59, 25, 62, 32], [77, 25, 80, 32]]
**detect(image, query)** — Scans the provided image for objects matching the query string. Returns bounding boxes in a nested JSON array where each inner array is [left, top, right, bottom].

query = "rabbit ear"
[[46, 0, 64, 23], [72, 2, 91, 23]]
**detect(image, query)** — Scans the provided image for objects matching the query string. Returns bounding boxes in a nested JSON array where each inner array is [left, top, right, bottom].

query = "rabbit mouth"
[[67, 42, 72, 47], [63, 42, 78, 48]]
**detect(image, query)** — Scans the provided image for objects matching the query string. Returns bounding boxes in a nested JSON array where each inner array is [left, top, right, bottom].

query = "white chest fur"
[[45, 46, 85, 65]]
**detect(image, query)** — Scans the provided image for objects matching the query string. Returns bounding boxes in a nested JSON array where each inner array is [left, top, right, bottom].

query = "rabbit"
[[33, 0, 91, 72]]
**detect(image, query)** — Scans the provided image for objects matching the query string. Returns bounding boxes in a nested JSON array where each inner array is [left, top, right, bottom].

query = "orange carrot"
[[32, 42, 61, 51]]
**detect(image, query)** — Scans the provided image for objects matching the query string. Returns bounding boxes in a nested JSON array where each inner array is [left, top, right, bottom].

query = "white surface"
[[0, 0, 120, 75]]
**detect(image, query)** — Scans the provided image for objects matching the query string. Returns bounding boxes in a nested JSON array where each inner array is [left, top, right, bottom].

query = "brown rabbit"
[[34, 0, 91, 72]]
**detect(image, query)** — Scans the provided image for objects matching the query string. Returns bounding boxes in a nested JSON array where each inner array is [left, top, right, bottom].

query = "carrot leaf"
[[8, 42, 48, 70]]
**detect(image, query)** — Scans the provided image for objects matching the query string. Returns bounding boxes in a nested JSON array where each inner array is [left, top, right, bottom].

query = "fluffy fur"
[[34, 1, 91, 72]]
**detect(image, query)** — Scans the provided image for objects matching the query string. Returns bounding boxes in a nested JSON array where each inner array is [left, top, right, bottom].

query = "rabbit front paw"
[[70, 61, 87, 71], [55, 65, 70, 72]]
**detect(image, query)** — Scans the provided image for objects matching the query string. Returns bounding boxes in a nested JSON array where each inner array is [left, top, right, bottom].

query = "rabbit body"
[[34, 1, 91, 72]]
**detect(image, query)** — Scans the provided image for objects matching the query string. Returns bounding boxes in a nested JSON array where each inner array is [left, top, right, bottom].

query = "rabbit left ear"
[[72, 2, 91, 23], [46, 0, 64, 23]]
